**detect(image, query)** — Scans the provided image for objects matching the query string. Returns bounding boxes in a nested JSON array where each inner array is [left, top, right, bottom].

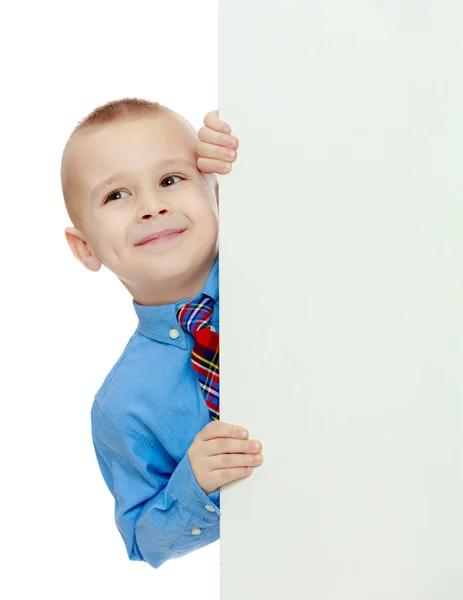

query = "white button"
[[169, 329, 179, 339], [204, 505, 215, 512], [191, 527, 202, 536], [210, 326, 216, 332]]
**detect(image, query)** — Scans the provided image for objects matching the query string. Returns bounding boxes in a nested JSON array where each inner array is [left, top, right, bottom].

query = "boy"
[[61, 98, 264, 569]]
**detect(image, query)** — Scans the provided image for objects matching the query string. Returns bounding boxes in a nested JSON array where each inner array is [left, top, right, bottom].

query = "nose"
[[135, 191, 170, 223]]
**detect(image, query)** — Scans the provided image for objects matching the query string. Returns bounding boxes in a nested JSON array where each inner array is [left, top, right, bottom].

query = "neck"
[[126, 253, 217, 306]]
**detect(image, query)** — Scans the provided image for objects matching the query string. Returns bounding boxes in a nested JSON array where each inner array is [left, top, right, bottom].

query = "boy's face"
[[63, 113, 219, 304]]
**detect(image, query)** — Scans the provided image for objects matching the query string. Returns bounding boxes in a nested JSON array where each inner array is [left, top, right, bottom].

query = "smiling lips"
[[135, 228, 186, 246]]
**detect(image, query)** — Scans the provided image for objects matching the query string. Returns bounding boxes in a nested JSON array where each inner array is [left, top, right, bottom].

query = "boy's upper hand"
[[197, 110, 239, 175]]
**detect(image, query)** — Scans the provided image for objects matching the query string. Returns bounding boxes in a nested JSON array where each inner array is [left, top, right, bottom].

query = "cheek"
[[86, 217, 127, 258], [195, 204, 219, 231], [191, 188, 219, 219]]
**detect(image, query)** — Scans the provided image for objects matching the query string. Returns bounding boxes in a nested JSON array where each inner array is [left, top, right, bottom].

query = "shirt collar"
[[133, 256, 219, 347]]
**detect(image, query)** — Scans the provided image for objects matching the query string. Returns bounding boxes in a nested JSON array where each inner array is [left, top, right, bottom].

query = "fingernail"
[[239, 429, 248, 438], [221, 163, 231, 173], [222, 123, 231, 133], [228, 137, 238, 148], [224, 150, 236, 159]]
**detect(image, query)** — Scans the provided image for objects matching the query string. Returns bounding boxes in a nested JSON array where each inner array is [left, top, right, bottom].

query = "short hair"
[[62, 98, 170, 225], [72, 97, 169, 135]]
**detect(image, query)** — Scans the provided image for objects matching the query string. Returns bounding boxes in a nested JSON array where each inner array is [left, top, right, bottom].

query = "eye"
[[160, 175, 184, 188], [104, 189, 130, 204]]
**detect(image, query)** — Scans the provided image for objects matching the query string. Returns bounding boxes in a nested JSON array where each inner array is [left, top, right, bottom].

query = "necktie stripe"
[[191, 351, 219, 371], [177, 293, 220, 421]]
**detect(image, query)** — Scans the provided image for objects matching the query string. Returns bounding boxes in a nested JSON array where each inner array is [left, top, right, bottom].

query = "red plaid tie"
[[176, 294, 219, 421]]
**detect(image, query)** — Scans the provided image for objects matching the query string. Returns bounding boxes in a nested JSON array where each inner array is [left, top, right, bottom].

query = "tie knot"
[[176, 294, 215, 337]]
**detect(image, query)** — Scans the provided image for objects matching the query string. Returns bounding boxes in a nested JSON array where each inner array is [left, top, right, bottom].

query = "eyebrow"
[[91, 158, 196, 199]]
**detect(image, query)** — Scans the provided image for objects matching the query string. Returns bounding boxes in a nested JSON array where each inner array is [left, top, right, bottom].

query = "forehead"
[[65, 113, 197, 191]]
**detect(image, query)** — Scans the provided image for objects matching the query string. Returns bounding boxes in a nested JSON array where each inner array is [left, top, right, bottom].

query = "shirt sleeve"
[[91, 402, 220, 569]]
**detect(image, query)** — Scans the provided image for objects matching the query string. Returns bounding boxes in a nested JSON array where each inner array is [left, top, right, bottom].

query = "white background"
[[1, 1, 219, 598]]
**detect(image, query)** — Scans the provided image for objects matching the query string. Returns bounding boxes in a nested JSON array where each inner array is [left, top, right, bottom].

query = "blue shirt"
[[91, 258, 220, 569]]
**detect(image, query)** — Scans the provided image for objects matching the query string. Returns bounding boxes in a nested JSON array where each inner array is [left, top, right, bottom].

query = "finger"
[[197, 141, 237, 162], [208, 437, 261, 456], [204, 109, 231, 134], [200, 420, 249, 442], [210, 452, 264, 470], [197, 157, 233, 175], [198, 125, 239, 150], [215, 466, 254, 487]]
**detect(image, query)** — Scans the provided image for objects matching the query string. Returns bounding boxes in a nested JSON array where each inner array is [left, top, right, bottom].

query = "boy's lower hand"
[[187, 421, 264, 495], [197, 109, 239, 174]]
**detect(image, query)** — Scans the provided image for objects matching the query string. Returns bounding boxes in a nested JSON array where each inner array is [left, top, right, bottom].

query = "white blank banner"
[[219, 1, 463, 598]]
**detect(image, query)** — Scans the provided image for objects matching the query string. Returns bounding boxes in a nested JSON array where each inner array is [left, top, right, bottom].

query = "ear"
[[65, 227, 102, 272]]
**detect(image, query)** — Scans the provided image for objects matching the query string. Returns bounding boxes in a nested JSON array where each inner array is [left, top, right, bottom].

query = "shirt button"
[[191, 527, 202, 536], [169, 329, 180, 339], [204, 504, 215, 513], [210, 326, 216, 332]]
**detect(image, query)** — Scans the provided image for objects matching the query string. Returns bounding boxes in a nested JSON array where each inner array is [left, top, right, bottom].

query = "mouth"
[[135, 229, 186, 246]]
